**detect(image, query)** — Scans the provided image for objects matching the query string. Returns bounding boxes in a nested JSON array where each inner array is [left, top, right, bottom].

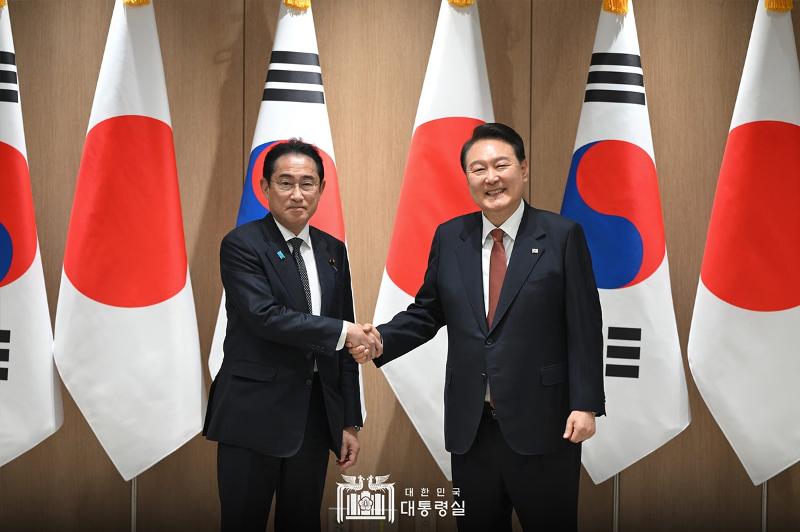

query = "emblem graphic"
[[336, 474, 395, 523]]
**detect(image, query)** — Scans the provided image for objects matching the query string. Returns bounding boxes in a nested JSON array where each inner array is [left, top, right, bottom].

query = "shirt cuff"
[[336, 321, 349, 351]]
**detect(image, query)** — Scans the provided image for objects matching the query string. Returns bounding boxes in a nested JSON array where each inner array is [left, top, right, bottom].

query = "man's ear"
[[260, 177, 271, 201], [319, 179, 326, 195]]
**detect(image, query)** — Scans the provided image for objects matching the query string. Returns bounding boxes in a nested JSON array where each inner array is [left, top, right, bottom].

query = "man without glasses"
[[351, 123, 605, 532]]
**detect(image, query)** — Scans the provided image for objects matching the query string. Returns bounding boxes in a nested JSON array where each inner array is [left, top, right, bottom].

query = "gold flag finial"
[[603, 0, 628, 15], [448, 0, 475, 6], [284, 0, 310, 11], [123, 0, 151, 6], [766, 0, 792, 12], [0, 0, 8, 8]]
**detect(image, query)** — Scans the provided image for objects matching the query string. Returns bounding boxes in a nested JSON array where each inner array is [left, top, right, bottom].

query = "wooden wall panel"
[[314, 3, 446, 527], [312, 1, 532, 529], [241, 2, 531, 530], [530, 2, 613, 530], [621, 1, 761, 530], [4, 1, 800, 531], [241, 1, 280, 529], [136, 1, 244, 531], [0, 2, 130, 531], [766, 7, 800, 530], [243, 0, 277, 171], [771, 465, 800, 532], [531, 1, 799, 531]]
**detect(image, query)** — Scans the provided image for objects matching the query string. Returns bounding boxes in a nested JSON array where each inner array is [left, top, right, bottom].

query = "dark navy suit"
[[204, 214, 362, 531], [376, 203, 604, 531]]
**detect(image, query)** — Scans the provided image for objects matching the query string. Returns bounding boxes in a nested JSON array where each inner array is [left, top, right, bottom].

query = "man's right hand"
[[345, 323, 382, 364]]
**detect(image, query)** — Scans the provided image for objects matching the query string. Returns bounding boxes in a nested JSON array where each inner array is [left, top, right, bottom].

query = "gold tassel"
[[123, 0, 151, 6], [602, 0, 629, 15], [448, 0, 475, 6], [766, 0, 793, 11], [284, 0, 310, 11]]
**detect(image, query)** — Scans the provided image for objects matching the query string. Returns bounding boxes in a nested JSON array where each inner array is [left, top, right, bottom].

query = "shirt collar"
[[481, 200, 525, 243], [274, 218, 311, 249]]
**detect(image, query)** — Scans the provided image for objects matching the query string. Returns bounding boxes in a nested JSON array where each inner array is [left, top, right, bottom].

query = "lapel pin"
[[532, 248, 539, 254], [329, 258, 338, 272], [277, 250, 286, 260]]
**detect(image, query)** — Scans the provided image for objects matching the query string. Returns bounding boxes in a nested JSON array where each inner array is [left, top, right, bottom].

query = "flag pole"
[[761, 481, 768, 532], [131, 476, 137, 532], [612, 473, 620, 532]]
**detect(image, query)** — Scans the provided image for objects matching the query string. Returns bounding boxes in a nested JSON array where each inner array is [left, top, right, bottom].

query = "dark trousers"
[[217, 374, 332, 532], [451, 404, 581, 532]]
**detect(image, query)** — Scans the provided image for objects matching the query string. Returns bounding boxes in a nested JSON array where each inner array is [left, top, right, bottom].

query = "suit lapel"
[[488, 205, 546, 335], [310, 227, 335, 317], [455, 213, 489, 336], [260, 214, 308, 312]]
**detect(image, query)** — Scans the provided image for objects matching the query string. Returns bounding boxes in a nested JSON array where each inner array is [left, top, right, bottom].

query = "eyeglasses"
[[467, 161, 517, 179], [272, 179, 320, 193]]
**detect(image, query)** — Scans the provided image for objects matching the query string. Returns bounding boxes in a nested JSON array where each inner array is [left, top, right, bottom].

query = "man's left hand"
[[338, 427, 360, 470], [562, 411, 596, 443]]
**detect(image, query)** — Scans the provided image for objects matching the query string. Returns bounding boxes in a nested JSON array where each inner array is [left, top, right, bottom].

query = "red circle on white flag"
[[701, 120, 800, 311], [386, 117, 483, 296], [64, 116, 188, 307]]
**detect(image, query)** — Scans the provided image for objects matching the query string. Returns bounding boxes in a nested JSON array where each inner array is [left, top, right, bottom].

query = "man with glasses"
[[204, 138, 379, 531]]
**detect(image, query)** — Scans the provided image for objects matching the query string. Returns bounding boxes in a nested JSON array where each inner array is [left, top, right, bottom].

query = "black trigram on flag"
[[0, 51, 19, 104], [584, 53, 645, 106], [263, 50, 325, 104], [605, 326, 641, 379], [0, 329, 9, 381]]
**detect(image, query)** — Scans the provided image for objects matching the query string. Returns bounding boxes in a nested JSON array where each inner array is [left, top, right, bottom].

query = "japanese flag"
[[373, 0, 493, 479], [688, 0, 800, 485], [54, 0, 205, 481]]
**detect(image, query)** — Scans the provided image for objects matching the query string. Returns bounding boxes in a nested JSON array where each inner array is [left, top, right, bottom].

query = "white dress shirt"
[[480, 200, 525, 401], [274, 220, 348, 367]]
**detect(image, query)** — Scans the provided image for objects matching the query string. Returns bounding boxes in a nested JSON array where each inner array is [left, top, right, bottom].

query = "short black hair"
[[460, 123, 526, 172], [262, 138, 325, 182]]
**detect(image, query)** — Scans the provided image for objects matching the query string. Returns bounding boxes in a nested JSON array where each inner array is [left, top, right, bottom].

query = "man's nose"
[[485, 170, 500, 184]]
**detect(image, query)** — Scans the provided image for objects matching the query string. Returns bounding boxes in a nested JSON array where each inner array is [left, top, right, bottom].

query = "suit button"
[[486, 338, 494, 346], [305, 378, 312, 386], [480, 372, 487, 381]]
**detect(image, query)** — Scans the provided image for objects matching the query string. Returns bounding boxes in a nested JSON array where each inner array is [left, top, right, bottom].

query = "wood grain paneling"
[[620, 1, 762, 530], [312, 1, 532, 529], [0, 2, 129, 531], [766, 8, 800, 532], [4, 1, 800, 531], [531, 2, 613, 530], [135, 1, 244, 530]]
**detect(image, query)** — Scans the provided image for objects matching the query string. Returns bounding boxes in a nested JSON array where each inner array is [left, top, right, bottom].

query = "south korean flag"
[[560, 0, 690, 484]]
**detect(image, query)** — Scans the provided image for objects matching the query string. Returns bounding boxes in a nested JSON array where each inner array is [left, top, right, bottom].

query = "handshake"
[[345, 322, 383, 364]]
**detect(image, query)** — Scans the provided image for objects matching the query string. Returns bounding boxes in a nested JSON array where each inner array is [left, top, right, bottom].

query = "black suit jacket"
[[376, 203, 604, 456], [203, 214, 362, 457]]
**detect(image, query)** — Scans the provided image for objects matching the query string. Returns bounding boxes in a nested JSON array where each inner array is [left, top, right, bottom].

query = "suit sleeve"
[[374, 226, 447, 367], [220, 232, 343, 355], [564, 223, 606, 415], [337, 249, 364, 427]]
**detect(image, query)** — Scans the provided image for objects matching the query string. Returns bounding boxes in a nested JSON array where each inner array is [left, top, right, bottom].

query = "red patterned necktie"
[[486, 228, 507, 327]]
